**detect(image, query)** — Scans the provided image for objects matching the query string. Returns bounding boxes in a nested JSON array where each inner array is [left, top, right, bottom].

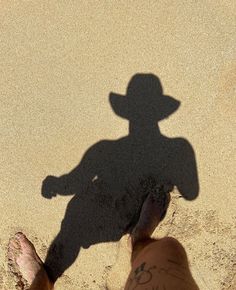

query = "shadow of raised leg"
[[44, 229, 81, 283], [44, 196, 83, 283]]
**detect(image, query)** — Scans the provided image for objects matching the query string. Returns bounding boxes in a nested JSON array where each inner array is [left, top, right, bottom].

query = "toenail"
[[15, 232, 25, 239]]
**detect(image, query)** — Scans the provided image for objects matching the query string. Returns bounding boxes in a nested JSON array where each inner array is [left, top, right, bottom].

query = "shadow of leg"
[[44, 229, 81, 283]]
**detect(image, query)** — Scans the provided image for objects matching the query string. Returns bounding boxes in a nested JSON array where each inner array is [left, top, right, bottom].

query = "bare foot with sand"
[[8, 232, 51, 290], [131, 187, 170, 245]]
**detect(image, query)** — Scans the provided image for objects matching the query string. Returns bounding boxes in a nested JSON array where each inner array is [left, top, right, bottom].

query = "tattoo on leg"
[[127, 262, 157, 289], [167, 258, 186, 268], [127, 259, 195, 289]]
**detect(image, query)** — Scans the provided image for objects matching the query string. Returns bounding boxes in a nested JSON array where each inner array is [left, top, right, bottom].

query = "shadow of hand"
[[41, 175, 60, 199]]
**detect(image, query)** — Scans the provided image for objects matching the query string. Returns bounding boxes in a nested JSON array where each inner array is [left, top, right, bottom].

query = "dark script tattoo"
[[127, 262, 157, 289], [127, 259, 193, 290]]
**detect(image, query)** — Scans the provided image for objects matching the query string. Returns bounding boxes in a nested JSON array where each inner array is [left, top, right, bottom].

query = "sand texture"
[[0, 1, 235, 289]]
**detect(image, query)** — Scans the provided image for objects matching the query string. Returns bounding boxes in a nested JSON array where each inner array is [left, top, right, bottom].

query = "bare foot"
[[8, 232, 50, 289], [131, 185, 171, 245]]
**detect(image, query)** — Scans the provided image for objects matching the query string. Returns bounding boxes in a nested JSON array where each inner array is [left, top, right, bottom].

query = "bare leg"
[[125, 192, 199, 290], [8, 232, 53, 290]]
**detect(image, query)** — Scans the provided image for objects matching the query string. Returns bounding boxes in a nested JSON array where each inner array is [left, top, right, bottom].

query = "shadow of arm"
[[174, 140, 199, 200], [41, 143, 101, 198]]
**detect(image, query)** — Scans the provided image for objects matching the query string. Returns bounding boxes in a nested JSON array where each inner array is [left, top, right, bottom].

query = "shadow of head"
[[109, 73, 180, 123]]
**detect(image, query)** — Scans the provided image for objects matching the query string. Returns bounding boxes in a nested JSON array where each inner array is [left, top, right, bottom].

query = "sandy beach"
[[0, 1, 235, 289]]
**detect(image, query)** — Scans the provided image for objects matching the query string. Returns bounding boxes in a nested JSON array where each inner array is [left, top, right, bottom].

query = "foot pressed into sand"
[[131, 190, 170, 245], [8, 232, 50, 289]]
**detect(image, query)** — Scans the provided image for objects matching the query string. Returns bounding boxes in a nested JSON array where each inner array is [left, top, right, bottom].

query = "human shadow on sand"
[[41, 73, 199, 282]]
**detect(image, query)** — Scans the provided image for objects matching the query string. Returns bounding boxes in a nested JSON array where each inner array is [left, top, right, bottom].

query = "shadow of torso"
[[59, 133, 198, 248]]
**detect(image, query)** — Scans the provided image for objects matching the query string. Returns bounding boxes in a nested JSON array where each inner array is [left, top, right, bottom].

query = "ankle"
[[29, 268, 53, 290]]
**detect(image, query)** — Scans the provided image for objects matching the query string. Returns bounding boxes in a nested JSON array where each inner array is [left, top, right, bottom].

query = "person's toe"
[[8, 238, 20, 250], [15, 232, 29, 245], [15, 232, 37, 256]]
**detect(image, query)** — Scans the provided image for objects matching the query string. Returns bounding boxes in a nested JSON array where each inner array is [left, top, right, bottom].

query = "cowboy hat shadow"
[[41, 73, 199, 282]]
